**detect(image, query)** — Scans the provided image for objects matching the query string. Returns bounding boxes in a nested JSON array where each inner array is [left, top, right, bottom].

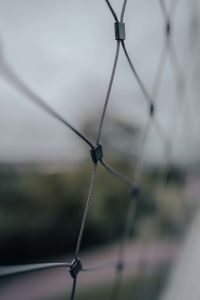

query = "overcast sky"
[[0, 0, 199, 166]]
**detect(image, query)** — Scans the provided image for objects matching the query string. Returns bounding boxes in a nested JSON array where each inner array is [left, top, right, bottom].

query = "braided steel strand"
[[120, 0, 128, 22], [75, 163, 97, 258], [0, 60, 93, 148], [96, 41, 120, 144]]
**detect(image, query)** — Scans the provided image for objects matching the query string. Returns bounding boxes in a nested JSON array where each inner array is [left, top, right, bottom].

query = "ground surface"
[[0, 240, 180, 300]]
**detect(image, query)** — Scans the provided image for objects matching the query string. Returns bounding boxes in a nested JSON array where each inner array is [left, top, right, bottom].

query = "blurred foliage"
[[0, 160, 186, 264], [0, 118, 188, 263], [0, 161, 131, 263]]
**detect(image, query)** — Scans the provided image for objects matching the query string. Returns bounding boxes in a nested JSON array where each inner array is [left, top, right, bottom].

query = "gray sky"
[[0, 0, 199, 166]]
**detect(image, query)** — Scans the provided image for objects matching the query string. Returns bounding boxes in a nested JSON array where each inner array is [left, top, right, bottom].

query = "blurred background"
[[0, 0, 200, 299]]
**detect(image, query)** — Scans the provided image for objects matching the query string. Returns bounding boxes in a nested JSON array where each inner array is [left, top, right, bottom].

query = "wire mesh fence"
[[0, 0, 199, 299]]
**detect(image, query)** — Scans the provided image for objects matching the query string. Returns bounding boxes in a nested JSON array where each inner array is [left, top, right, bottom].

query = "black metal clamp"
[[149, 102, 155, 117], [166, 21, 171, 36], [114, 22, 126, 40], [116, 260, 124, 272], [68, 258, 82, 278], [131, 184, 140, 199], [90, 144, 103, 163]]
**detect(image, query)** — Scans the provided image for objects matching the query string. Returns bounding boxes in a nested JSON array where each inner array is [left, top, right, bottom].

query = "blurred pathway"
[[0, 240, 180, 300]]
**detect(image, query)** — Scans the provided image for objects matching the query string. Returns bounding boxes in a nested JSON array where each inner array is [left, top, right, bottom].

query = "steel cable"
[[0, 60, 93, 148], [0, 1, 197, 300]]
